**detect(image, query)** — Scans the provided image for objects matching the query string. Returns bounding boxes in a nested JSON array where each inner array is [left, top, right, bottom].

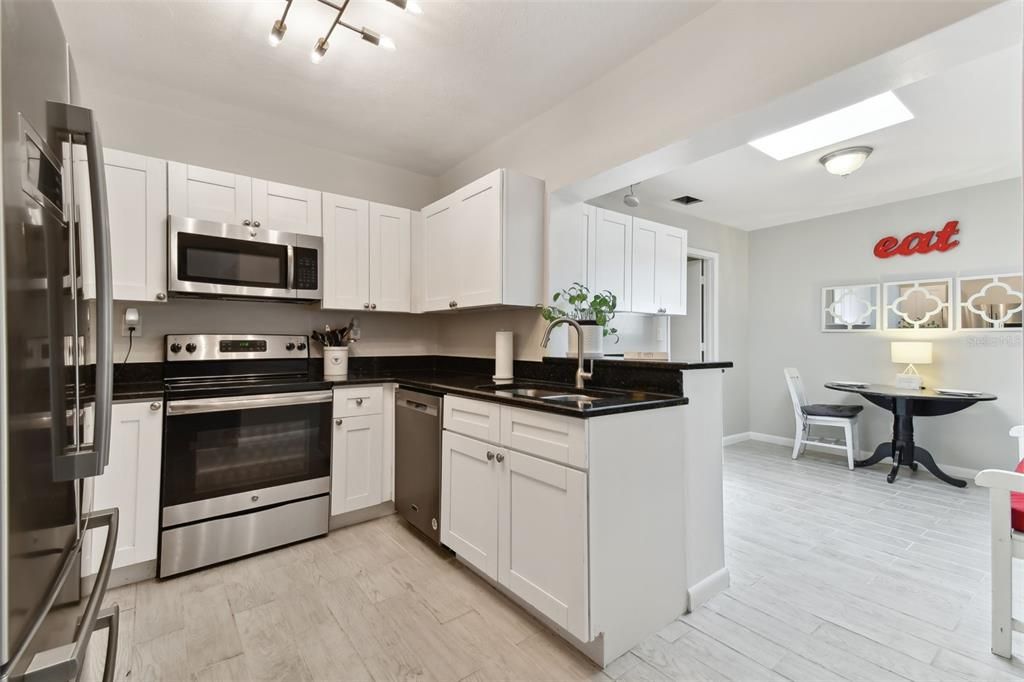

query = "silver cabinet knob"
[[250, 229, 258, 237], [495, 452, 505, 463], [156, 292, 166, 301], [253, 220, 261, 227], [335, 418, 343, 426], [150, 402, 161, 411], [363, 303, 370, 309], [242, 219, 252, 226], [486, 450, 495, 461], [355, 398, 363, 406], [370, 303, 377, 310], [452, 300, 458, 308]]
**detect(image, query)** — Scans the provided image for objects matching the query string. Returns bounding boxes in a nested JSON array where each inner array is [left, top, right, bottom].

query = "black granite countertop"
[[104, 354, 721, 417]]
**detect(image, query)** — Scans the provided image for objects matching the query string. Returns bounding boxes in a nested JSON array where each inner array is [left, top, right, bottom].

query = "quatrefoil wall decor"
[[883, 279, 953, 330], [821, 284, 880, 331], [958, 274, 1024, 330]]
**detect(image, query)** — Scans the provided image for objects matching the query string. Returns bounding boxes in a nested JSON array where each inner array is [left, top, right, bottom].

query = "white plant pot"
[[566, 322, 604, 359], [324, 346, 349, 379]]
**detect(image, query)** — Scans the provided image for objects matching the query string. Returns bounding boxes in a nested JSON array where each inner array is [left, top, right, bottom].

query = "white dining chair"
[[975, 425, 1024, 658], [783, 368, 863, 470]]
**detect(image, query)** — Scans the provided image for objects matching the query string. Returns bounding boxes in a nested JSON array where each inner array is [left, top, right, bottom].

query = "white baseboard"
[[739, 431, 980, 480], [722, 432, 751, 446], [687, 567, 730, 612]]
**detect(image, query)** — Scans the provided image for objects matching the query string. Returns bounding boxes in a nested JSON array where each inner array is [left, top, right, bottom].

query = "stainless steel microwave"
[[168, 215, 322, 301]]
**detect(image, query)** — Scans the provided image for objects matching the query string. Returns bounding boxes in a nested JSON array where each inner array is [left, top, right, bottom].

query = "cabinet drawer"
[[443, 396, 501, 444], [333, 386, 383, 417], [501, 407, 586, 468]]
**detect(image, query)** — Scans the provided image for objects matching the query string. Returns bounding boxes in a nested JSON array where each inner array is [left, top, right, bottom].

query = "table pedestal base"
[[856, 443, 966, 487]]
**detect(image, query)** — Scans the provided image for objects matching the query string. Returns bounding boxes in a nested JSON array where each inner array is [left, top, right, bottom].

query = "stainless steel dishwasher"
[[395, 389, 443, 543]]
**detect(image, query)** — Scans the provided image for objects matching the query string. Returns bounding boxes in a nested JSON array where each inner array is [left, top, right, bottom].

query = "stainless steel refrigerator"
[[0, 0, 117, 680]]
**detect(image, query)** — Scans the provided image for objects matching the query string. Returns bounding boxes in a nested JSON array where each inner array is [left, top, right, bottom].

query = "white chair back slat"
[[784, 367, 807, 421], [1011, 425, 1024, 463]]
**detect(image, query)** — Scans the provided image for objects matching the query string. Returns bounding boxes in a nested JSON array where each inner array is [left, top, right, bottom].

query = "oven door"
[[168, 215, 297, 299], [162, 390, 332, 527]]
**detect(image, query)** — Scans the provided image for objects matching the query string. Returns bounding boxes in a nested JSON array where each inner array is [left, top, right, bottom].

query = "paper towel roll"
[[494, 331, 514, 381]]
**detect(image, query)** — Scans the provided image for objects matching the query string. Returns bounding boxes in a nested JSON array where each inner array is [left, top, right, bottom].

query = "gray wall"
[[747, 178, 1023, 471], [586, 199, 751, 437]]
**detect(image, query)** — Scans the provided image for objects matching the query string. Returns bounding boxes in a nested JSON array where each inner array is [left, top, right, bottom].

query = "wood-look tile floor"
[[85, 440, 1024, 681]]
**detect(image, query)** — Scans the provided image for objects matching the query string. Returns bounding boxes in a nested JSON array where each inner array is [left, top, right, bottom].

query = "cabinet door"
[[656, 225, 687, 315], [499, 450, 588, 640], [322, 193, 370, 310], [549, 202, 594, 295], [168, 161, 252, 225], [441, 431, 499, 580], [82, 400, 163, 575], [105, 150, 168, 302], [252, 178, 322, 237], [630, 218, 659, 314], [331, 414, 384, 515], [369, 203, 411, 312], [591, 209, 632, 312], [420, 198, 458, 312], [452, 170, 502, 308]]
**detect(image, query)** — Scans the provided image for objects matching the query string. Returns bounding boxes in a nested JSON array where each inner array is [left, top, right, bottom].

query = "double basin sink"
[[475, 382, 621, 407]]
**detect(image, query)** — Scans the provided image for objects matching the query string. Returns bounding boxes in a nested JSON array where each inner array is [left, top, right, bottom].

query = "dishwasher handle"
[[396, 397, 439, 417]]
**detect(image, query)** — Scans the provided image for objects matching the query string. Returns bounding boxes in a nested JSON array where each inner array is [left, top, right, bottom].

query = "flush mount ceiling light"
[[748, 92, 912, 160], [623, 185, 640, 208], [819, 146, 873, 176], [268, 0, 419, 62]]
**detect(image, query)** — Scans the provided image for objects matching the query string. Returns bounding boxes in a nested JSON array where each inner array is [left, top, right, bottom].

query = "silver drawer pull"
[[355, 398, 363, 406]]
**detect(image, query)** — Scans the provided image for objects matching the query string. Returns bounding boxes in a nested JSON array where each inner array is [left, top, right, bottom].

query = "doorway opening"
[[669, 247, 718, 363]]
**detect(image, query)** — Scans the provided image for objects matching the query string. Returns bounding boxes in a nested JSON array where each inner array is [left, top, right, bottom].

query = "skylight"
[[748, 92, 914, 161]]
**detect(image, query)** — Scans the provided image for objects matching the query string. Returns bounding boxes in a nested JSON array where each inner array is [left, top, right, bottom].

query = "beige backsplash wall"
[[110, 299, 439, 364]]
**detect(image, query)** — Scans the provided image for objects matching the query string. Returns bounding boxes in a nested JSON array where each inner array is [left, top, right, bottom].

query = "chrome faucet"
[[540, 318, 593, 390]]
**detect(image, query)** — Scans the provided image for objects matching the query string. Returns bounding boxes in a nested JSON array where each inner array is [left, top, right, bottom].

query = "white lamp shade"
[[891, 341, 932, 365]]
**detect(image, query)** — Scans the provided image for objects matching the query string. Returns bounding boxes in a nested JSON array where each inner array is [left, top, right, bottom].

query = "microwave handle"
[[49, 101, 113, 479], [287, 244, 295, 291]]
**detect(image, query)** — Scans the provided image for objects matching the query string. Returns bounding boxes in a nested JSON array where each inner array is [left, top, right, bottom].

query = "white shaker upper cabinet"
[[322, 193, 370, 311], [418, 169, 544, 312], [548, 201, 594, 295], [630, 218, 659, 314], [591, 209, 632, 311], [368, 202, 411, 312], [420, 197, 459, 312], [252, 178, 322, 237], [74, 148, 168, 303], [655, 223, 687, 315], [168, 161, 252, 225]]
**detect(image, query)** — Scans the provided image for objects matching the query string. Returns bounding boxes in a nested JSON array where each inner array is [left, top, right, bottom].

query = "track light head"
[[386, 0, 422, 12], [268, 19, 287, 47], [311, 37, 329, 63], [360, 28, 396, 51]]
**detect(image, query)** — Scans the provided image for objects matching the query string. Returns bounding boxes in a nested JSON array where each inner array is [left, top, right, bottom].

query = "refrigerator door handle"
[[21, 508, 120, 682], [48, 101, 113, 479]]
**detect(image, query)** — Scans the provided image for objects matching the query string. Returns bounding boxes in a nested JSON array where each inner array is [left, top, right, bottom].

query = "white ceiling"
[[55, 0, 712, 176], [593, 45, 1022, 230]]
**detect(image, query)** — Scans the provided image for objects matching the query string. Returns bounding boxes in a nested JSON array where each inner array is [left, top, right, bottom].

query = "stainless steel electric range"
[[159, 333, 331, 577]]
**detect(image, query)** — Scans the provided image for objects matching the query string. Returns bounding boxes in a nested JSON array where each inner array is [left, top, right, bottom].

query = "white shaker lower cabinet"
[[82, 400, 163, 576], [331, 416, 384, 515], [500, 450, 588, 639], [330, 386, 393, 516], [441, 396, 689, 666], [440, 431, 500, 579]]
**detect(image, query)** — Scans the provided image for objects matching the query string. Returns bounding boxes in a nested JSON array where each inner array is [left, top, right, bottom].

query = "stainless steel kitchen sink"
[[540, 394, 602, 403]]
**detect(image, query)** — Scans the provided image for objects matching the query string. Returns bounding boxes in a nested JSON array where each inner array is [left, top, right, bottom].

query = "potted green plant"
[[541, 283, 619, 358]]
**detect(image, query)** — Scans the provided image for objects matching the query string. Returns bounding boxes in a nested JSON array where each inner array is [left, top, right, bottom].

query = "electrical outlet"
[[121, 318, 141, 337]]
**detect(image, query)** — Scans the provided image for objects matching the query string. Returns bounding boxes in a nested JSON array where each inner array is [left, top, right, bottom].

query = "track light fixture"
[[268, 0, 417, 62]]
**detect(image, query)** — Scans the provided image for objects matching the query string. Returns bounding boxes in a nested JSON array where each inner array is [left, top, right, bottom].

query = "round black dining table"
[[824, 383, 997, 488]]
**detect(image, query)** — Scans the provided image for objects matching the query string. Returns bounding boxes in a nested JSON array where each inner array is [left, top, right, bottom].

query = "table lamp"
[[891, 341, 932, 389]]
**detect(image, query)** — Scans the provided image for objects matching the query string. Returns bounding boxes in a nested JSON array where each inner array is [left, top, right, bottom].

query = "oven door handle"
[[166, 390, 333, 415]]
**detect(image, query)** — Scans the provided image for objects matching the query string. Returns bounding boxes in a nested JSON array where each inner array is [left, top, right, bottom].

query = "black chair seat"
[[801, 403, 863, 419]]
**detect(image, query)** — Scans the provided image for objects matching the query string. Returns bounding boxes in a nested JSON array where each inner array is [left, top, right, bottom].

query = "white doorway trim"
[[685, 247, 719, 362]]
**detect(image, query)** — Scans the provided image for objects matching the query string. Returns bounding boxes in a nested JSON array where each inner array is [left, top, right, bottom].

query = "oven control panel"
[[166, 334, 309, 361]]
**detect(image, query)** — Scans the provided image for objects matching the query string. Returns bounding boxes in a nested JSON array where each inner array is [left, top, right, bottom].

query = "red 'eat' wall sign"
[[873, 220, 960, 259]]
